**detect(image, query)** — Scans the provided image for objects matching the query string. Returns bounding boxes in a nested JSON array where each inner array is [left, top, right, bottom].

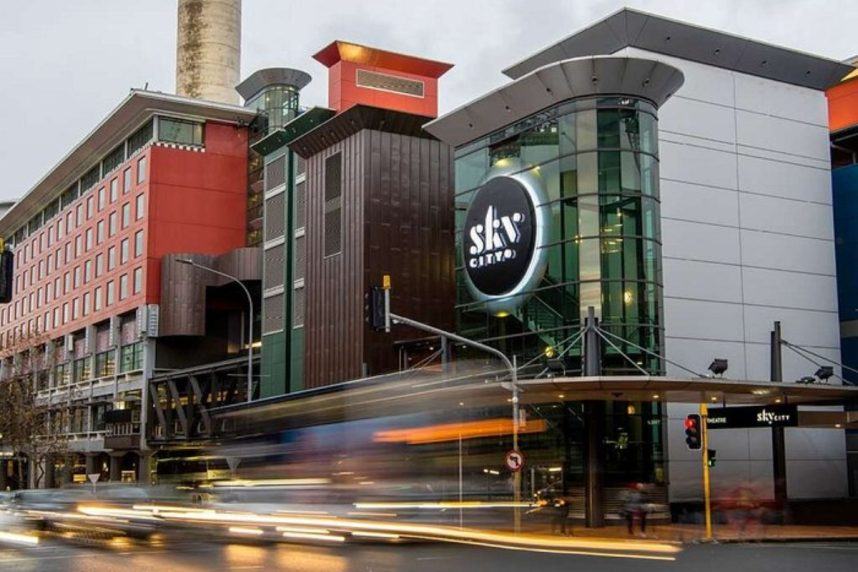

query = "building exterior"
[[0, 90, 257, 487], [427, 8, 854, 504], [255, 41, 455, 395], [828, 59, 858, 495]]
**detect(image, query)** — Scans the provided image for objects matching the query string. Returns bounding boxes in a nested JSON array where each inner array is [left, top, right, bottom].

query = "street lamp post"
[[176, 258, 254, 401]]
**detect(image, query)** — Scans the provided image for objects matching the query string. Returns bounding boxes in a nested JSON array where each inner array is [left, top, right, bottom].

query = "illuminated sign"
[[706, 405, 798, 429], [462, 164, 548, 314]]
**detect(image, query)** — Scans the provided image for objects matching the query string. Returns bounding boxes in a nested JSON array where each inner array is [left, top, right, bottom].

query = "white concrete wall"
[[619, 47, 847, 502]]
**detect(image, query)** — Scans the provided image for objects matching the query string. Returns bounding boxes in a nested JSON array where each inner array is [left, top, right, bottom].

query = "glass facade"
[[454, 97, 663, 375], [245, 85, 301, 136]]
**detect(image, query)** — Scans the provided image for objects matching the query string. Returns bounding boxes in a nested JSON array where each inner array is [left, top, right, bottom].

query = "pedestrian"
[[622, 482, 648, 536], [550, 494, 570, 536]]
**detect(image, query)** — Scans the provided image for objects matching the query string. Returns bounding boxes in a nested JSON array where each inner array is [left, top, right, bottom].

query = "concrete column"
[[109, 453, 123, 482], [85, 453, 97, 476], [584, 401, 606, 528], [137, 452, 151, 484], [43, 457, 55, 489], [0, 460, 8, 491]]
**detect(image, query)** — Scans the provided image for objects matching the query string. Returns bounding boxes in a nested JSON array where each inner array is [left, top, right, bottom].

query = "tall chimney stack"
[[176, 0, 241, 104]]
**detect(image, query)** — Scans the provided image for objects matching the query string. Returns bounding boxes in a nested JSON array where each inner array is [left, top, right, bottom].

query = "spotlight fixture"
[[708, 358, 728, 377], [815, 366, 834, 383], [546, 358, 567, 376]]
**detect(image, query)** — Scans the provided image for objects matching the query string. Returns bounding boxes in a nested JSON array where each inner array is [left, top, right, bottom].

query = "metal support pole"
[[770, 321, 788, 515], [389, 311, 522, 532], [582, 307, 604, 528], [701, 402, 713, 540], [583, 306, 601, 376]]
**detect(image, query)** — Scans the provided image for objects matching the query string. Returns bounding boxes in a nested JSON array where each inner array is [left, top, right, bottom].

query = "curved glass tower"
[[454, 96, 663, 374]]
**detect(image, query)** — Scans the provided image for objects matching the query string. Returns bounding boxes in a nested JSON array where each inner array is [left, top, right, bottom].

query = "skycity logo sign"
[[461, 172, 547, 308], [756, 408, 792, 425], [467, 206, 525, 269]]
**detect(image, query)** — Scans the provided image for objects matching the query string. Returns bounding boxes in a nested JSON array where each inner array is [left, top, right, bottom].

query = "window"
[[323, 153, 343, 256], [137, 157, 147, 184], [108, 246, 116, 270], [66, 212, 73, 233], [97, 220, 104, 244], [109, 212, 117, 236], [98, 187, 105, 210], [82, 292, 90, 316], [94, 287, 102, 311], [84, 260, 92, 283], [122, 203, 131, 228], [64, 272, 71, 293], [127, 119, 153, 156], [75, 235, 82, 257], [86, 196, 94, 219], [135, 194, 145, 220], [157, 116, 204, 146], [133, 267, 143, 294], [134, 231, 144, 257], [85, 228, 93, 251], [76, 204, 83, 226], [120, 239, 129, 264], [63, 303, 69, 324], [65, 242, 72, 263], [54, 277, 61, 298], [119, 274, 128, 300], [73, 266, 81, 288], [106, 281, 115, 306], [123, 168, 132, 194], [72, 297, 79, 320], [95, 253, 104, 277], [110, 178, 118, 202], [57, 218, 64, 239]]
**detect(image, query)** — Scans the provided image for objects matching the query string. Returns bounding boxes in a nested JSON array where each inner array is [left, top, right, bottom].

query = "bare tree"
[[0, 329, 69, 488]]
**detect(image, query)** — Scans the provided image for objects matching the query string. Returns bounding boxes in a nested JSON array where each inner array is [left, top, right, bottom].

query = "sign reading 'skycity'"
[[462, 164, 549, 314], [706, 404, 799, 429]]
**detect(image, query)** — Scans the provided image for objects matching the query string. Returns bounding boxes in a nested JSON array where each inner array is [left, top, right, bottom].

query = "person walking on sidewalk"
[[622, 482, 649, 537], [550, 494, 571, 536]]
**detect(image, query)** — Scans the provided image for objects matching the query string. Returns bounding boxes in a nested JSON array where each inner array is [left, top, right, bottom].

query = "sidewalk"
[[537, 523, 858, 544]]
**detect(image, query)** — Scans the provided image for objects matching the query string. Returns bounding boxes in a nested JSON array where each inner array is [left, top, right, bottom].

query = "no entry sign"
[[505, 449, 525, 472]]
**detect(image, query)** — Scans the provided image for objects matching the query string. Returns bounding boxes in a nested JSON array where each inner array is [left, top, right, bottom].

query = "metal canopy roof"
[[502, 7, 853, 90], [0, 90, 258, 238], [215, 369, 858, 433], [250, 106, 337, 156], [288, 104, 437, 159], [424, 56, 684, 148], [235, 68, 312, 101]]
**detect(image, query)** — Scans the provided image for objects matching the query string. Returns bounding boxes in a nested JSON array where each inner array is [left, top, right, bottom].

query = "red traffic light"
[[685, 414, 702, 450]]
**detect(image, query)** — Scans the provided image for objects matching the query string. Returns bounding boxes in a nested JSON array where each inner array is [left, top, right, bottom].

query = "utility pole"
[[700, 403, 713, 540], [380, 276, 523, 532], [770, 321, 788, 517]]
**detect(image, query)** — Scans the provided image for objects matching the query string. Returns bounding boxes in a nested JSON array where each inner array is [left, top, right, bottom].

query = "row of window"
[[0, 268, 143, 347], [16, 170, 145, 268], [11, 133, 150, 247], [4, 231, 144, 322]]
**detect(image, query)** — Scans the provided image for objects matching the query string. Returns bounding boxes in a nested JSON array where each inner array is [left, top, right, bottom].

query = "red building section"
[[0, 121, 248, 350], [313, 40, 453, 118], [828, 69, 858, 133]]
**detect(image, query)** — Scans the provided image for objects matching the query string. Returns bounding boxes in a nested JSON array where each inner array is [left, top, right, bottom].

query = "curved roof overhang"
[[236, 67, 312, 101], [424, 56, 684, 149]]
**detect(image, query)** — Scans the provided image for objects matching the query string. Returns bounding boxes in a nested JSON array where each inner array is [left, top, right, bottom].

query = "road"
[[1, 537, 857, 571]]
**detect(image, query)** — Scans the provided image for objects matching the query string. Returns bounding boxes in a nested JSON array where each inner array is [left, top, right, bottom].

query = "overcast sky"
[[1, 0, 856, 203]]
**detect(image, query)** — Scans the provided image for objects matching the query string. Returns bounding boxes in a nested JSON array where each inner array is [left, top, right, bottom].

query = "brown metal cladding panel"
[[363, 130, 455, 376], [303, 132, 366, 389]]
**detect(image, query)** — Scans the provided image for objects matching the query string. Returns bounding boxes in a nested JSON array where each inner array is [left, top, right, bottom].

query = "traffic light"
[[367, 286, 386, 331], [0, 248, 13, 304], [707, 449, 717, 468], [684, 414, 702, 450]]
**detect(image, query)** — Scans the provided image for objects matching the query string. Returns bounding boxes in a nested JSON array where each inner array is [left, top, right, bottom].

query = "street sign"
[[87, 473, 100, 484], [706, 405, 798, 429], [505, 449, 525, 472]]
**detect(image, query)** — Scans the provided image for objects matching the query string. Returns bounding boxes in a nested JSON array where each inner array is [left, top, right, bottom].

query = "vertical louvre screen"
[[295, 181, 306, 230], [323, 153, 342, 257], [293, 287, 305, 327], [265, 156, 286, 191], [264, 193, 286, 241], [263, 245, 285, 290], [262, 293, 284, 334], [294, 236, 306, 281]]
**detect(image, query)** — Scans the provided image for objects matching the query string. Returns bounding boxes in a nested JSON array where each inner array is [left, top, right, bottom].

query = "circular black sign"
[[463, 176, 536, 296]]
